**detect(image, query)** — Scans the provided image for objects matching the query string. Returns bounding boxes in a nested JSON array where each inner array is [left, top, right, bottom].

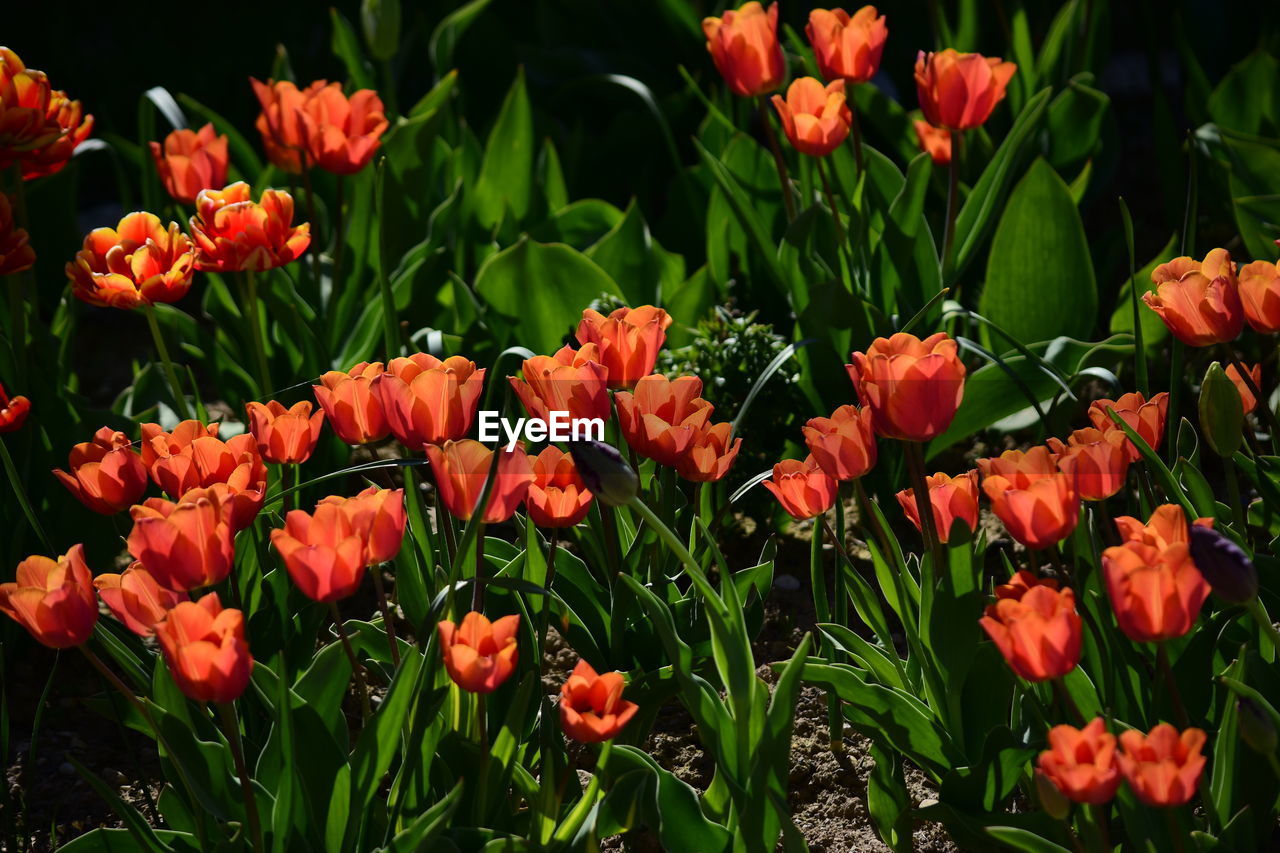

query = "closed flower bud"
[[1199, 362, 1244, 457], [361, 0, 401, 61], [569, 440, 639, 507], [702, 2, 785, 98], [1236, 698, 1277, 756], [155, 593, 253, 703], [1187, 524, 1257, 604]]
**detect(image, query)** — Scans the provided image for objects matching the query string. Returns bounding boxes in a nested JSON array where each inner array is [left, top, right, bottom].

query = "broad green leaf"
[[429, 0, 494, 80], [586, 199, 685, 306], [473, 68, 533, 229], [1208, 51, 1280, 136], [330, 8, 375, 90], [1045, 78, 1109, 170]]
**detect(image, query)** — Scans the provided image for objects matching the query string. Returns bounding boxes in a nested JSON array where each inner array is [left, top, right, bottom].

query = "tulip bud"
[[1035, 771, 1072, 820], [569, 440, 638, 506], [361, 0, 401, 61], [1199, 362, 1244, 457], [1237, 698, 1278, 756], [1188, 524, 1258, 604]]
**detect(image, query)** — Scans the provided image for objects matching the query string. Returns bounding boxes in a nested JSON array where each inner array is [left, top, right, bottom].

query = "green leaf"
[[57, 829, 199, 853], [985, 826, 1074, 853], [1208, 51, 1280, 136], [599, 746, 733, 853], [474, 238, 622, 353], [1045, 78, 1109, 170], [330, 8, 375, 90], [375, 782, 463, 852], [429, 0, 495, 79], [586, 199, 684, 306], [473, 68, 534, 228], [867, 742, 911, 852], [978, 157, 1097, 344]]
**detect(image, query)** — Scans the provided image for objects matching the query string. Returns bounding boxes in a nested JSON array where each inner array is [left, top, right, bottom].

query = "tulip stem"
[[817, 156, 855, 288], [552, 739, 613, 843], [538, 530, 558, 674], [1165, 339, 1184, 463], [1245, 598, 1280, 661], [370, 565, 401, 667], [217, 702, 264, 853], [332, 175, 347, 294], [470, 522, 487, 611], [904, 442, 945, 583], [240, 271, 273, 396], [301, 160, 323, 293], [0, 436, 52, 553], [811, 515, 842, 751], [852, 478, 894, 575], [831, 483, 849, 638], [941, 131, 963, 283], [143, 302, 193, 420], [331, 603, 372, 720], [1223, 458, 1247, 535], [847, 104, 864, 175], [1222, 346, 1280, 454], [758, 96, 797, 222], [1156, 642, 1189, 728]]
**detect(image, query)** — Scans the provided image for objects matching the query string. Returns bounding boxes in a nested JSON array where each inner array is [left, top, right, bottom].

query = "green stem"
[[470, 522, 487, 611], [241, 271, 272, 396], [538, 529, 558, 675], [847, 102, 864, 175], [941, 130, 963, 283], [1052, 677, 1085, 726], [1156, 642, 1189, 728], [1165, 339, 1184, 464], [817, 156, 856, 287], [0, 437, 52, 553], [758, 96, 796, 222], [552, 740, 613, 843], [1119, 198, 1148, 395], [811, 515, 842, 751], [332, 175, 347, 294], [1245, 598, 1280, 661], [831, 483, 848, 638], [217, 702, 265, 853], [904, 442, 945, 584], [331, 603, 371, 721], [143, 302, 192, 420]]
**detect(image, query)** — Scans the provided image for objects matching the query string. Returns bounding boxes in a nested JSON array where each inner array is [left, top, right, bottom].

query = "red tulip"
[[0, 48, 65, 169], [1117, 724, 1207, 807], [847, 332, 966, 441], [914, 49, 1016, 131], [1239, 259, 1280, 334], [615, 374, 713, 467], [560, 659, 640, 743], [895, 469, 979, 543], [676, 421, 743, 483], [806, 6, 888, 84], [509, 343, 611, 426], [437, 611, 519, 694], [0, 545, 97, 648], [702, 2, 785, 98], [979, 447, 1079, 549], [1087, 391, 1169, 462], [246, 400, 325, 465], [127, 486, 237, 592], [94, 563, 186, 637], [52, 426, 148, 514], [803, 404, 877, 481], [771, 77, 852, 157], [139, 420, 266, 529], [1037, 718, 1121, 805], [373, 354, 485, 450], [0, 192, 34, 275], [189, 182, 310, 273], [0, 381, 29, 433], [763, 455, 838, 520], [271, 500, 367, 603], [250, 78, 387, 175], [525, 446, 593, 528], [320, 486, 406, 565], [913, 119, 951, 165], [155, 593, 253, 703], [20, 85, 92, 181], [1144, 249, 1244, 347], [979, 570, 1081, 681], [1102, 539, 1209, 643], [1046, 427, 1131, 501], [425, 440, 535, 524], [150, 124, 229, 205], [66, 212, 196, 309], [575, 306, 671, 389], [313, 361, 390, 445]]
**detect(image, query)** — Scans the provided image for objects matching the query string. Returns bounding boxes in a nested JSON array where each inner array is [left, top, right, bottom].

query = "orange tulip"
[[615, 374, 714, 467], [847, 332, 966, 441], [677, 421, 743, 483], [1226, 362, 1262, 414], [979, 570, 1081, 681], [702, 2, 785, 98], [66, 212, 196, 309], [509, 343, 611, 425], [0, 192, 34, 275], [914, 49, 1016, 131], [250, 78, 387, 175], [1102, 539, 1208, 643], [771, 77, 852, 157], [246, 400, 325, 465], [1046, 427, 1131, 501], [806, 7, 888, 84], [128, 486, 237, 592], [149, 123, 230, 205], [139, 420, 266, 529], [802, 404, 877, 481], [1117, 724, 1207, 807], [575, 306, 671, 389], [437, 611, 519, 694], [373, 353, 485, 449], [763, 455, 838, 520], [271, 500, 367, 603], [425, 440, 535, 524], [560, 659, 640, 743], [1143, 249, 1244, 347], [1238, 259, 1280, 333], [913, 119, 951, 165], [979, 447, 1080, 549], [189, 182, 310, 273], [52, 426, 148, 514], [313, 361, 390, 445], [895, 469, 979, 543], [319, 486, 406, 565], [0, 545, 97, 648], [0, 381, 29, 433], [1114, 503, 1212, 551], [155, 593, 253, 703], [94, 563, 186, 637], [525, 446, 594, 528], [20, 85, 92, 181], [1087, 391, 1169, 461], [1036, 718, 1121, 805], [0, 48, 64, 167]]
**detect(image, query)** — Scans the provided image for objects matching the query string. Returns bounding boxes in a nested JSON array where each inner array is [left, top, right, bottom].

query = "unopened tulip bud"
[[1237, 698, 1278, 756], [362, 0, 401, 61], [569, 440, 638, 506], [1199, 362, 1244, 457], [1188, 524, 1258, 604]]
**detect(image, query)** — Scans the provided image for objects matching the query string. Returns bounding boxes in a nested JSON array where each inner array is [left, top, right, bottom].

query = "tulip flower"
[[979, 447, 1080, 550], [803, 404, 877, 481], [21, 86, 92, 181], [569, 440, 639, 507], [319, 486, 406, 565], [1116, 724, 1207, 807], [0, 48, 64, 167], [615, 374, 713, 467], [1087, 391, 1169, 461], [128, 486, 237, 591], [437, 611, 519, 694], [847, 332, 966, 442], [560, 659, 640, 743], [763, 456, 838, 520], [313, 361, 390, 445], [676, 421, 743, 483], [701, 2, 785, 98], [525, 446, 593, 528], [246, 400, 325, 465], [1225, 362, 1262, 414], [895, 469, 979, 543], [250, 78, 388, 175], [913, 119, 952, 165], [575, 306, 671, 389], [94, 563, 186, 637], [509, 343, 611, 426], [979, 571, 1081, 682], [1114, 504, 1212, 551], [1143, 249, 1244, 347], [66, 212, 196, 309], [0, 192, 34, 275], [426, 440, 535, 524], [271, 500, 367, 603], [806, 7, 887, 84], [149, 124, 230, 205], [1046, 427, 1131, 501], [155, 593, 253, 703], [189, 182, 310, 273], [771, 78, 852, 157], [0, 545, 97, 648], [1188, 524, 1258, 605], [1102, 540, 1209, 643], [373, 353, 485, 450], [0, 381, 30, 433], [139, 420, 266, 528], [52, 426, 148, 514], [914, 49, 1016, 131], [1036, 718, 1121, 805], [1239, 259, 1280, 333]]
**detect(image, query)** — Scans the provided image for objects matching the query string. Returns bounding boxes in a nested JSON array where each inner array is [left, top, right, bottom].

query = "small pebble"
[[774, 574, 801, 591]]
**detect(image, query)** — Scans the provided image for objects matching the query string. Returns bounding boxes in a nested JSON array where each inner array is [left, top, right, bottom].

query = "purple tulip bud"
[[569, 440, 638, 507], [1237, 698, 1278, 756], [1188, 524, 1258, 604]]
